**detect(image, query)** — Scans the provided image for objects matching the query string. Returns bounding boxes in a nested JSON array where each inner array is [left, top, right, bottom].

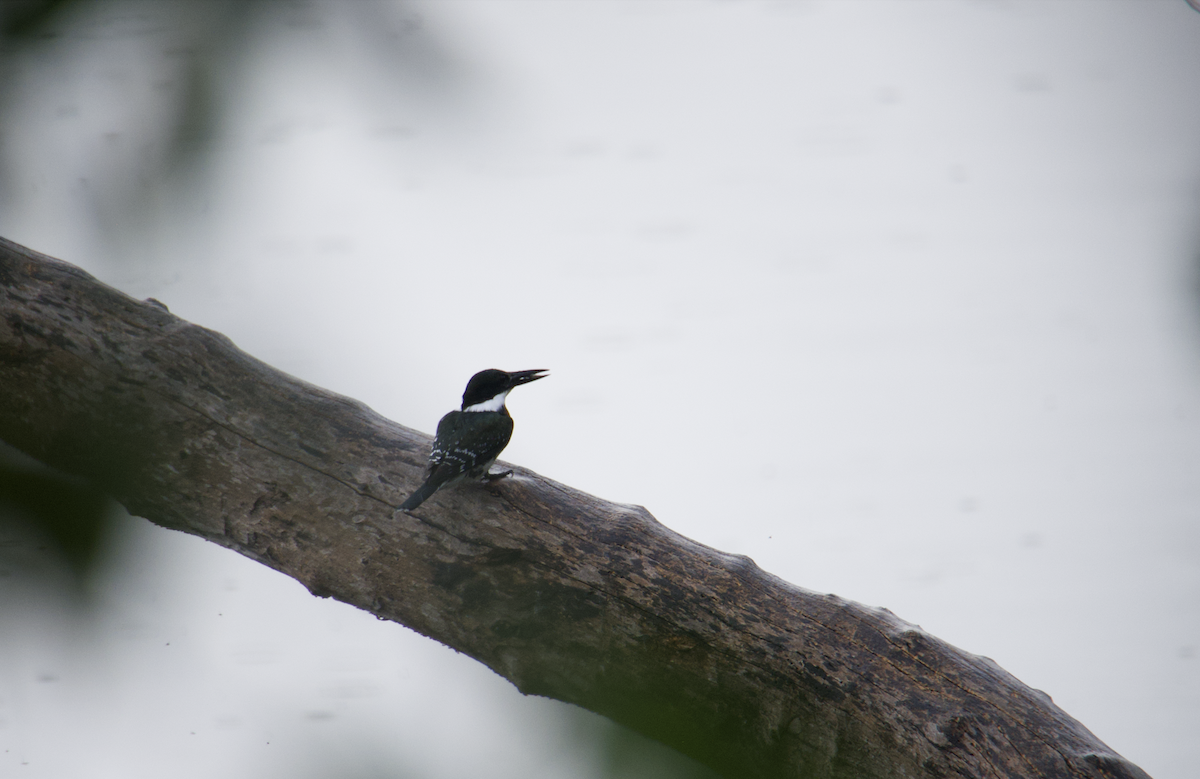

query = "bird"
[[399, 368, 548, 511]]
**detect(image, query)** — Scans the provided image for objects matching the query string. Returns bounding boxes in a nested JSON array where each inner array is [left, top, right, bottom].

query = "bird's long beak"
[[509, 369, 549, 387]]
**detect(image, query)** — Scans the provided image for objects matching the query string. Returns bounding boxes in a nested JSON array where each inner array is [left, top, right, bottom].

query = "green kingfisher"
[[399, 368, 548, 511]]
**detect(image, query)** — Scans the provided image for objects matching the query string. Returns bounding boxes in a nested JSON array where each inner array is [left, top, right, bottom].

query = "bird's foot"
[[483, 469, 513, 482]]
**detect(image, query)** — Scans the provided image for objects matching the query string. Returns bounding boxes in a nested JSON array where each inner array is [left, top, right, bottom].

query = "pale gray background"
[[2, 1, 1199, 777]]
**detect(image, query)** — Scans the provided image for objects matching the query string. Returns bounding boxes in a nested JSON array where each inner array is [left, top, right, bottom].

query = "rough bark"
[[0, 236, 1151, 779]]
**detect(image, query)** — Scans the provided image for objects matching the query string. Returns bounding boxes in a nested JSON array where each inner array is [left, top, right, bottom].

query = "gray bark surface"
[[0, 236, 1151, 779]]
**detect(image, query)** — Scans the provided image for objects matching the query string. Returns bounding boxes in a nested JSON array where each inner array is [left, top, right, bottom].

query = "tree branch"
[[0, 236, 1150, 779]]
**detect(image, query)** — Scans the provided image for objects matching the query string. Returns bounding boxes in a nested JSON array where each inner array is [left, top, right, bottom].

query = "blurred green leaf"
[[1, 0, 76, 38], [0, 449, 116, 583]]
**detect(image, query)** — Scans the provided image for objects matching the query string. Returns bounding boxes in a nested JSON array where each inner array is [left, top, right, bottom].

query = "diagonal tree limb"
[[0, 236, 1150, 779]]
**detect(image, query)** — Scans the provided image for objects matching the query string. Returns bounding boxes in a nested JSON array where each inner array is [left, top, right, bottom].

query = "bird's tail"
[[399, 479, 439, 511]]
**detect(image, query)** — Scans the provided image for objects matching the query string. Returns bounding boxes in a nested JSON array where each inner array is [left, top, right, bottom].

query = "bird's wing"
[[428, 411, 514, 477]]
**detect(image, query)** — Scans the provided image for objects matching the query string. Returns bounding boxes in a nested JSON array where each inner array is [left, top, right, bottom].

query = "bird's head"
[[461, 369, 548, 412]]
